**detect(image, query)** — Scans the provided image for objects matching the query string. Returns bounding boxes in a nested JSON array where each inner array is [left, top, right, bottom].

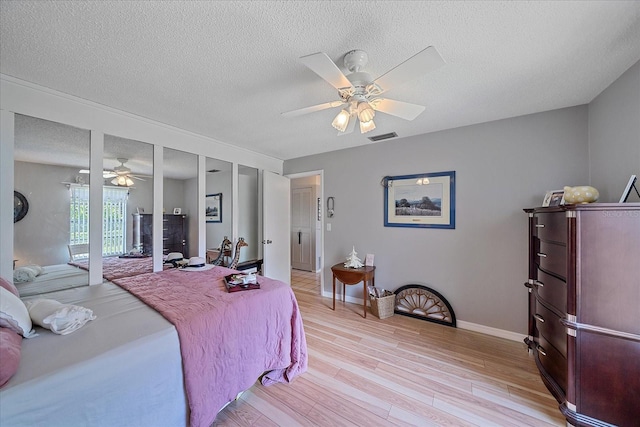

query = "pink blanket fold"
[[112, 267, 308, 427], [69, 256, 163, 280]]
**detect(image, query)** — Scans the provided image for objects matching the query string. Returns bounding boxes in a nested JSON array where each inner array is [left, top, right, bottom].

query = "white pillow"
[[13, 267, 36, 283], [0, 287, 37, 338]]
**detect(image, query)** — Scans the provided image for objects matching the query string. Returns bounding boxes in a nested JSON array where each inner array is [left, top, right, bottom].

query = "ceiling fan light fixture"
[[332, 109, 351, 132], [359, 119, 376, 134], [112, 176, 135, 187], [357, 102, 375, 123]]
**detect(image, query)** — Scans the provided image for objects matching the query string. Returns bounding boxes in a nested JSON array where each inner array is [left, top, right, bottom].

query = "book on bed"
[[224, 273, 260, 292]]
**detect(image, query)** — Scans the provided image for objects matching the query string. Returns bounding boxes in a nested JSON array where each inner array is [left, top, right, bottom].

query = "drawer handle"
[[535, 224, 545, 228], [537, 346, 547, 356], [533, 280, 544, 287], [537, 252, 547, 258], [534, 314, 545, 323]]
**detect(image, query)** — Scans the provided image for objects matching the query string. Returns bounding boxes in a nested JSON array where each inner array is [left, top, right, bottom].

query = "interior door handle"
[[298, 231, 301, 245]]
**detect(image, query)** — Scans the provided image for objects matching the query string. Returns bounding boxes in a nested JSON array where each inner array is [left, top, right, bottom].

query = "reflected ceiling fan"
[[282, 46, 445, 134], [108, 158, 147, 186], [80, 158, 147, 187]]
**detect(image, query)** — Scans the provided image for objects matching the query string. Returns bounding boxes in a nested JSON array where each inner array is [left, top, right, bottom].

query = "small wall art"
[[206, 193, 222, 223]]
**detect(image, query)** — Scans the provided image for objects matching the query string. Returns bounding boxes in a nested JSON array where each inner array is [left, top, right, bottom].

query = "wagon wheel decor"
[[394, 284, 456, 327]]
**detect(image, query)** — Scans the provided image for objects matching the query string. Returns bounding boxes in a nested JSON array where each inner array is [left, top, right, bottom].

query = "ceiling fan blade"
[[299, 52, 353, 90], [337, 115, 357, 136], [370, 98, 426, 121], [131, 175, 146, 181], [282, 100, 345, 118], [373, 46, 444, 93]]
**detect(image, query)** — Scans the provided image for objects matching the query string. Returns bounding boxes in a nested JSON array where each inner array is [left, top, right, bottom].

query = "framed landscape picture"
[[206, 193, 222, 223], [383, 171, 456, 229]]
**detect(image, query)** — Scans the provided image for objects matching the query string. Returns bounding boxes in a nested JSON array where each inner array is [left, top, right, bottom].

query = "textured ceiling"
[[2, 1, 640, 161]]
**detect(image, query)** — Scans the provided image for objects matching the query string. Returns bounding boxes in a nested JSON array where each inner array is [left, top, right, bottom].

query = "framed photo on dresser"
[[542, 189, 565, 207]]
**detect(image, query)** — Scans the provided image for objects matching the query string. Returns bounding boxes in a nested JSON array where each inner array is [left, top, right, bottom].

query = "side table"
[[331, 263, 376, 318]]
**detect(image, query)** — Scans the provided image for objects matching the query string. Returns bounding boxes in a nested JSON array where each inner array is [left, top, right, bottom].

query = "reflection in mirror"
[[205, 158, 232, 266], [163, 148, 198, 259], [103, 135, 154, 279], [13, 114, 91, 295], [238, 165, 259, 266]]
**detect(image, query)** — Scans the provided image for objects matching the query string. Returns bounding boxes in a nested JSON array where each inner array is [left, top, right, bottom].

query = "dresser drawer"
[[533, 269, 567, 313], [534, 298, 566, 356], [536, 240, 566, 279], [534, 212, 566, 244], [535, 335, 567, 395]]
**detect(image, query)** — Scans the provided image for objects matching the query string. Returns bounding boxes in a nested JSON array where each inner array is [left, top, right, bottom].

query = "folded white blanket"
[[25, 299, 96, 335]]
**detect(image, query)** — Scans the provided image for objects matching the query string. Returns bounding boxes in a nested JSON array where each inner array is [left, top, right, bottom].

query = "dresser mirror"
[[205, 157, 233, 265], [13, 114, 91, 290], [238, 165, 260, 265], [163, 148, 198, 259]]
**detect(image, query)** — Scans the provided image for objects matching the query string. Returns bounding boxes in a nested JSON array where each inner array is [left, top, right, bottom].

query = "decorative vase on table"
[[563, 186, 599, 204]]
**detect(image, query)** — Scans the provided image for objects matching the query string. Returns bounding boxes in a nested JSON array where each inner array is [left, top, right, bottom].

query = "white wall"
[[589, 59, 640, 202], [285, 106, 589, 335]]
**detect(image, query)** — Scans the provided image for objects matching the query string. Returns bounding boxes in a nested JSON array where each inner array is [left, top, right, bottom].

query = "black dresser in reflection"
[[133, 213, 188, 257]]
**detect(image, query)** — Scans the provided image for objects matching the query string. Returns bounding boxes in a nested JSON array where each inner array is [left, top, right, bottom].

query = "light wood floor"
[[214, 270, 564, 426]]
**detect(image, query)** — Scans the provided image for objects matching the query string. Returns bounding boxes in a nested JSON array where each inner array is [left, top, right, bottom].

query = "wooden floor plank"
[[213, 270, 565, 426]]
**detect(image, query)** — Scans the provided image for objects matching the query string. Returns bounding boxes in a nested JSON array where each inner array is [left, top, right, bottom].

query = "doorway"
[[287, 170, 323, 295]]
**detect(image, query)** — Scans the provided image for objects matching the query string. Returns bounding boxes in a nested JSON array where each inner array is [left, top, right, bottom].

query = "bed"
[[69, 255, 156, 281], [0, 266, 308, 427], [14, 263, 90, 297]]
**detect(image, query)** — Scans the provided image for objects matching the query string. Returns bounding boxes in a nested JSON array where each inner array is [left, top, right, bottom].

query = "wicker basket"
[[370, 293, 395, 319]]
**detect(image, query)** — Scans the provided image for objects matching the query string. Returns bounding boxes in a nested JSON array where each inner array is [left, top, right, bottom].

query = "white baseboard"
[[456, 320, 525, 342], [319, 291, 525, 343]]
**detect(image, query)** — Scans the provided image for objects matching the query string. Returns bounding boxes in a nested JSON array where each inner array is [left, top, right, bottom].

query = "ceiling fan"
[[80, 158, 147, 186], [109, 158, 147, 186], [282, 46, 445, 135]]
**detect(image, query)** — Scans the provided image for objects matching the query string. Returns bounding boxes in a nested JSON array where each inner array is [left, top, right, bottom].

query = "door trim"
[[286, 170, 324, 295]]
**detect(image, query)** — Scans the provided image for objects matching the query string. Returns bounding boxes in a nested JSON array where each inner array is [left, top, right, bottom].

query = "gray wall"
[[589, 59, 640, 202], [14, 161, 153, 265], [205, 170, 233, 254], [285, 106, 589, 334]]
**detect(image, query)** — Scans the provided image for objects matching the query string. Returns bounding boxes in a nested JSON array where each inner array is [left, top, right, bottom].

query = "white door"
[[263, 171, 291, 284], [291, 186, 313, 271]]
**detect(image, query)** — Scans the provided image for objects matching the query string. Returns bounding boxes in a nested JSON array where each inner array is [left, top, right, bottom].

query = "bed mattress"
[[0, 282, 187, 427], [15, 263, 90, 297]]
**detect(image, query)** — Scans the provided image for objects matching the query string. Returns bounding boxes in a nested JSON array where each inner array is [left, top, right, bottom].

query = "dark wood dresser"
[[524, 204, 640, 426], [134, 213, 188, 257]]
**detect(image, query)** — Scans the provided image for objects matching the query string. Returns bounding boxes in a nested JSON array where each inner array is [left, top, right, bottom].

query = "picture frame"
[[365, 254, 375, 266], [383, 171, 455, 229], [619, 174, 638, 203], [543, 190, 565, 207], [173, 208, 182, 215], [206, 193, 222, 223]]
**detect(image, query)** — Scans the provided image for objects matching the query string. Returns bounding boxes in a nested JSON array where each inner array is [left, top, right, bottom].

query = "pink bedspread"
[[112, 267, 308, 427], [69, 256, 160, 280]]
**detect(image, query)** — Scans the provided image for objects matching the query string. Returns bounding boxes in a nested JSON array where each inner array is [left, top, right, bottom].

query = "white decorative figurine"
[[344, 246, 364, 268]]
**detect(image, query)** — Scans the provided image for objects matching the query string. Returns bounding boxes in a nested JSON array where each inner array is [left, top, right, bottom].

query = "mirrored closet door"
[[205, 158, 232, 265], [103, 135, 154, 276], [238, 165, 260, 266], [163, 148, 197, 259], [13, 114, 91, 295]]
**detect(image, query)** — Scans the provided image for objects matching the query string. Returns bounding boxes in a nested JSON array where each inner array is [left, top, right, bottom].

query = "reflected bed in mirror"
[[13, 114, 92, 295]]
